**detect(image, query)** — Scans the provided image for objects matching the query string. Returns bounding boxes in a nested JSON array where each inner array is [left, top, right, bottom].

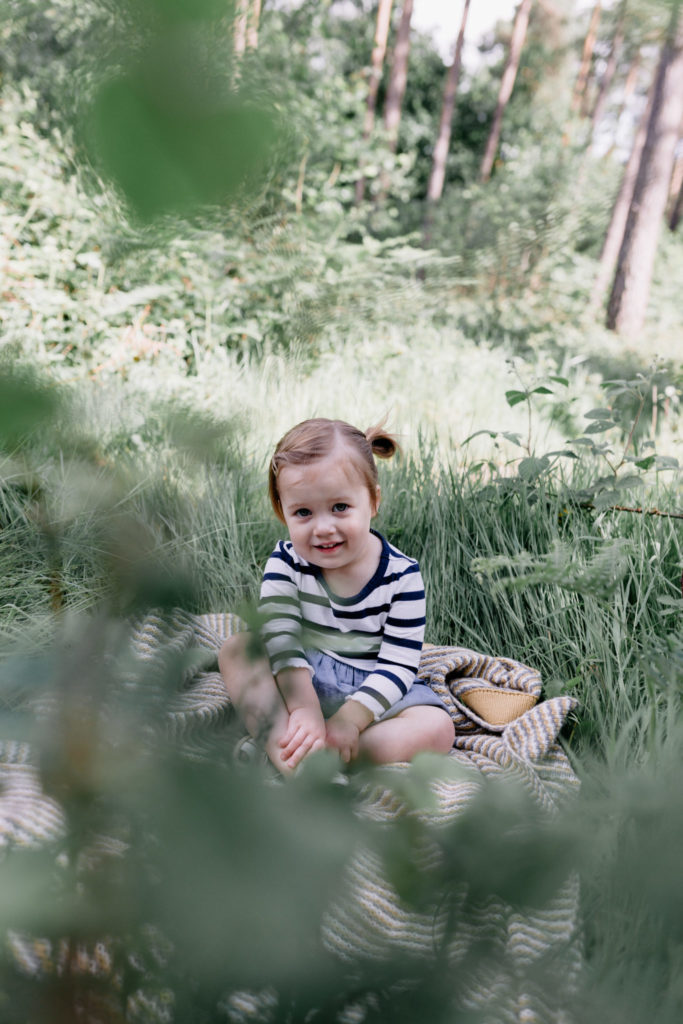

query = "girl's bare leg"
[[218, 633, 292, 773], [357, 705, 455, 765]]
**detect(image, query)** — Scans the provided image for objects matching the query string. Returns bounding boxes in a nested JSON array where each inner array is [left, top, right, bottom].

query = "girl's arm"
[[258, 543, 311, 675], [275, 666, 326, 769], [259, 544, 325, 769], [345, 565, 426, 721]]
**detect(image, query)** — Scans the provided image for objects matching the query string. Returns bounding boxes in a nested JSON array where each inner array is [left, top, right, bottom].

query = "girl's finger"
[[287, 731, 315, 765], [281, 725, 302, 745], [288, 733, 325, 768], [280, 729, 305, 759]]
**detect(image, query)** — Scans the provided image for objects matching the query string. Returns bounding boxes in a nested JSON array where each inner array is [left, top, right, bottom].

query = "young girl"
[[219, 418, 455, 775]]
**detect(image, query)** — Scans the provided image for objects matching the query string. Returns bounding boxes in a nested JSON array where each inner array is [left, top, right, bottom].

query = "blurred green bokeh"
[[0, 368, 61, 452], [80, 0, 278, 221]]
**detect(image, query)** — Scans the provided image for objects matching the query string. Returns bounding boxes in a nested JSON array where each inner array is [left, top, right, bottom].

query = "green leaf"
[[462, 429, 498, 445], [614, 474, 643, 490], [590, 442, 615, 455], [583, 421, 614, 434], [545, 449, 579, 459], [592, 490, 621, 509], [530, 386, 553, 395], [501, 431, 524, 447], [585, 408, 614, 420], [82, 51, 278, 222], [518, 456, 550, 481], [600, 385, 633, 398], [505, 390, 528, 408], [0, 371, 60, 450]]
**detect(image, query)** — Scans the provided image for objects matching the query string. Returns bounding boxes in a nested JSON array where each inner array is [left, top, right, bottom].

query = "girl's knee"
[[432, 709, 455, 752], [407, 705, 455, 753], [392, 705, 455, 755], [218, 632, 249, 674]]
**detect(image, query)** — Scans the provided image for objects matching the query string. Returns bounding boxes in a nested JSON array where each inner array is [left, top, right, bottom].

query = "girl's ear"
[[372, 484, 381, 516]]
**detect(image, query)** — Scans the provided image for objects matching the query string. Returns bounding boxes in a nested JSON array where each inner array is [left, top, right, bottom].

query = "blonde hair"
[[268, 417, 400, 523]]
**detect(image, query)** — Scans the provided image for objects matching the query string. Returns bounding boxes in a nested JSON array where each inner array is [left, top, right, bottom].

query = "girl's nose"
[[313, 514, 335, 536]]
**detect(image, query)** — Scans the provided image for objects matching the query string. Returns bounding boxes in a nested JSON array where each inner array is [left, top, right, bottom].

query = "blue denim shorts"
[[306, 650, 449, 721]]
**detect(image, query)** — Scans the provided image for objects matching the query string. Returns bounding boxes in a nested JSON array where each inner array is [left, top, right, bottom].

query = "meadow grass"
[[50, 310, 682, 474]]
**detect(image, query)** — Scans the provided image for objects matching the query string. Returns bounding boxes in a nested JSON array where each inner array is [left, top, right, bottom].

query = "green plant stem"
[[580, 502, 683, 520]]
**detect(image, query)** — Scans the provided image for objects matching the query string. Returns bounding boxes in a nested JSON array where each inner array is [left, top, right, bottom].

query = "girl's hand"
[[325, 701, 373, 763], [325, 713, 361, 764], [279, 706, 326, 769]]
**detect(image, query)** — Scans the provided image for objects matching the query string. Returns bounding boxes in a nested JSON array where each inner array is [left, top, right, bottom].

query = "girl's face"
[[276, 447, 380, 582]]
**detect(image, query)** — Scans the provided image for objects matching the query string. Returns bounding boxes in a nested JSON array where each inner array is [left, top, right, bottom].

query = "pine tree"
[[425, 0, 471, 204], [606, 3, 683, 336], [383, 0, 415, 152], [355, 0, 394, 205], [572, 1, 602, 114], [480, 0, 533, 183]]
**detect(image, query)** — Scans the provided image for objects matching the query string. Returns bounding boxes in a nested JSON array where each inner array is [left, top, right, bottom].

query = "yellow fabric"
[[459, 687, 538, 727]]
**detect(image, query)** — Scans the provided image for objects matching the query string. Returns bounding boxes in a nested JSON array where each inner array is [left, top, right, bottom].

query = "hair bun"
[[365, 424, 400, 460]]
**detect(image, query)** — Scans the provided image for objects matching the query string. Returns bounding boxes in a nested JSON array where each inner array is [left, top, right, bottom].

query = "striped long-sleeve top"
[[258, 531, 426, 721]]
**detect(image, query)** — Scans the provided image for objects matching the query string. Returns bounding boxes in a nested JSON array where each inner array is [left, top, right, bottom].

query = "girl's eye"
[[333, 503, 349, 513], [294, 508, 311, 518]]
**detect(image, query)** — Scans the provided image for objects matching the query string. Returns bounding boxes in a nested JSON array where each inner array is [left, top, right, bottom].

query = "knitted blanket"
[[0, 610, 582, 1023]]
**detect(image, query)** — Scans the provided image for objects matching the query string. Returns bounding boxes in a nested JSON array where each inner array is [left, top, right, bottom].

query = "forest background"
[[1, 0, 683, 1021]]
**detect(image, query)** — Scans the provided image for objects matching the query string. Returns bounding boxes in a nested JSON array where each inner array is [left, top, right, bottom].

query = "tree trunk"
[[234, 0, 260, 58], [355, 0, 394, 205], [590, 2, 625, 141], [669, 167, 683, 231], [425, 0, 471, 204], [606, 5, 683, 336], [614, 52, 640, 126], [234, 0, 248, 58], [572, 1, 601, 114], [383, 0, 414, 152], [479, 0, 533, 183], [247, 0, 262, 50], [589, 77, 653, 313], [666, 111, 683, 228]]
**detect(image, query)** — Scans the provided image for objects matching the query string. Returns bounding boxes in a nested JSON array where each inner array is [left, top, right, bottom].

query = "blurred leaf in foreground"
[[0, 368, 61, 453], [80, 0, 279, 221]]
